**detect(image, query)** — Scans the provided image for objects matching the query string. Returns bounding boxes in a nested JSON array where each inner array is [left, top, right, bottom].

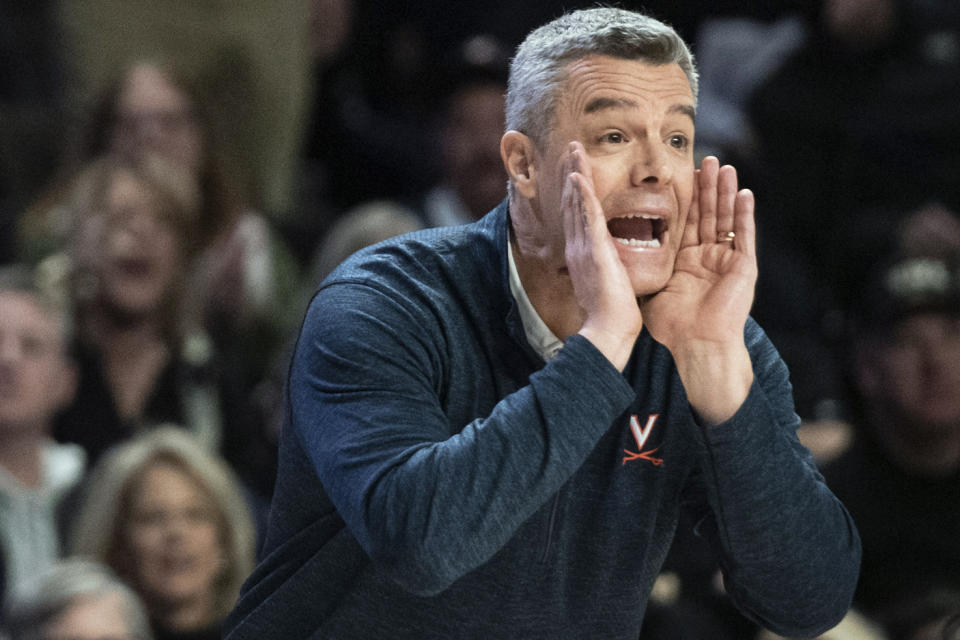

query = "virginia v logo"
[[622, 414, 663, 466]]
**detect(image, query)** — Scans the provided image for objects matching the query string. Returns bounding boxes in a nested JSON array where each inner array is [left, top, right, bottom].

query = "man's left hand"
[[641, 156, 757, 423]]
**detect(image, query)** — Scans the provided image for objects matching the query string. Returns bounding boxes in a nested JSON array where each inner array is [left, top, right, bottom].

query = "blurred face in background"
[[862, 312, 960, 434], [0, 291, 74, 431], [122, 460, 223, 625], [443, 82, 507, 220], [112, 63, 203, 174], [89, 169, 184, 320]]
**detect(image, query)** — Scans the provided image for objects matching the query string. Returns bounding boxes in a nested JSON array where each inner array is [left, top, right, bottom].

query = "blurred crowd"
[[1, 0, 958, 638]]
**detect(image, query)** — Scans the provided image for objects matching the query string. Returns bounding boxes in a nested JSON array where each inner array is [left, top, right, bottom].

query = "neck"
[[510, 235, 583, 340], [86, 303, 168, 343], [870, 412, 960, 477], [0, 427, 46, 488], [84, 308, 172, 421], [153, 594, 217, 633]]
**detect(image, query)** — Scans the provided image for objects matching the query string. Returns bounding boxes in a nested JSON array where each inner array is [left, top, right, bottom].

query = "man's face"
[[527, 56, 696, 296], [444, 83, 507, 220], [0, 291, 74, 431], [868, 313, 960, 432]]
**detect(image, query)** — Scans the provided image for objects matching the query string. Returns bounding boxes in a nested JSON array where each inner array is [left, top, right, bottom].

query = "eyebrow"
[[583, 97, 696, 122], [670, 103, 696, 122], [584, 96, 638, 113]]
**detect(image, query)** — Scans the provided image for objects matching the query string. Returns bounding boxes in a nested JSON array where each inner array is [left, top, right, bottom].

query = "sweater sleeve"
[[289, 281, 635, 596], [684, 321, 861, 638]]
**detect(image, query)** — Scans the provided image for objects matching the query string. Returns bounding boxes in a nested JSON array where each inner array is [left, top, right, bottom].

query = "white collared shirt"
[[0, 441, 85, 599], [507, 241, 564, 362]]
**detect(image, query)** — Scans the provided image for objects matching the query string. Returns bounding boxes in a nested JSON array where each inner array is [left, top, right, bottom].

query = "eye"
[[668, 134, 689, 150], [185, 506, 215, 524], [599, 131, 626, 144], [132, 509, 167, 527], [20, 336, 45, 357]]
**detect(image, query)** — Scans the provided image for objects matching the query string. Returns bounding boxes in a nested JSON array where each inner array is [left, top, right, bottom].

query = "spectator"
[[414, 34, 510, 228], [880, 588, 960, 640], [304, 34, 509, 288], [70, 427, 255, 640], [0, 265, 82, 605], [54, 0, 312, 218], [45, 154, 276, 502], [3, 557, 153, 640], [746, 0, 960, 420], [823, 205, 960, 616], [22, 59, 302, 395]]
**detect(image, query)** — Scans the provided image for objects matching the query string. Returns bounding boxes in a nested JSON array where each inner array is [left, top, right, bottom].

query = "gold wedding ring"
[[717, 231, 736, 243]]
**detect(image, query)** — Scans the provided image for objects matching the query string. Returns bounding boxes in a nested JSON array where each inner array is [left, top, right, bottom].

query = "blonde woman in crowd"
[[70, 426, 255, 640], [74, 59, 301, 392], [19, 58, 301, 410], [40, 154, 276, 501]]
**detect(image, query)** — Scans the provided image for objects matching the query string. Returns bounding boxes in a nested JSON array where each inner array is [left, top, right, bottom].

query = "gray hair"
[[3, 558, 154, 640], [505, 7, 698, 147], [69, 426, 256, 622]]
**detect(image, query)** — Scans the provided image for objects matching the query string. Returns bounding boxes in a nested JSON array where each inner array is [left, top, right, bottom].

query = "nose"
[[160, 513, 192, 543], [112, 210, 160, 248], [919, 333, 955, 374], [137, 117, 170, 148], [128, 210, 158, 235], [629, 138, 672, 187]]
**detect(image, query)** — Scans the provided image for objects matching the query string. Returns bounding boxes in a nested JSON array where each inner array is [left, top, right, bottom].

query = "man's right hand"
[[562, 141, 643, 370]]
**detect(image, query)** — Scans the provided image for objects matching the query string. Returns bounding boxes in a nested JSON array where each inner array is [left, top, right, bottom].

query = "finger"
[[572, 140, 594, 185], [697, 156, 719, 244], [569, 143, 606, 245], [716, 164, 738, 237], [734, 188, 756, 258], [562, 148, 584, 248], [681, 168, 701, 249]]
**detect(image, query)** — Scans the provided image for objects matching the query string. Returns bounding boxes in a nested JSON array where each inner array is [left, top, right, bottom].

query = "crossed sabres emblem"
[[622, 414, 663, 466]]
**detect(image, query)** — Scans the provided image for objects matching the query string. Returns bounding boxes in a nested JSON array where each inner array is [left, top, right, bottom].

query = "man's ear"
[[501, 131, 538, 199]]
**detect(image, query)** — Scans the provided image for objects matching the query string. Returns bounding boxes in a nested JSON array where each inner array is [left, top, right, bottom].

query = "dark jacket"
[[226, 201, 860, 639]]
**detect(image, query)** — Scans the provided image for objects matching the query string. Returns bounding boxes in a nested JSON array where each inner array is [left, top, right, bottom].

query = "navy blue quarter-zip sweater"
[[225, 201, 860, 639]]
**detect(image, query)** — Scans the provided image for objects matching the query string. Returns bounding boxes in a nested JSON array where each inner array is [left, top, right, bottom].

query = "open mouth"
[[115, 257, 153, 278], [607, 215, 666, 248], [160, 555, 198, 574]]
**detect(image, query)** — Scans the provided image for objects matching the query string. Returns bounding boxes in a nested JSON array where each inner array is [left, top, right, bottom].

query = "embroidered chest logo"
[[622, 414, 663, 466]]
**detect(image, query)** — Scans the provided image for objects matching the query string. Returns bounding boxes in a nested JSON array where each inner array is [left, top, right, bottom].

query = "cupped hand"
[[641, 156, 757, 352], [563, 142, 643, 370]]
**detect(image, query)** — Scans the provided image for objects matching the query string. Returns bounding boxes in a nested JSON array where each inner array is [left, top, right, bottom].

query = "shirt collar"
[[507, 239, 564, 361]]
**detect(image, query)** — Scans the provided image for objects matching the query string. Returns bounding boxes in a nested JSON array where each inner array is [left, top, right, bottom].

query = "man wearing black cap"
[[824, 242, 960, 617]]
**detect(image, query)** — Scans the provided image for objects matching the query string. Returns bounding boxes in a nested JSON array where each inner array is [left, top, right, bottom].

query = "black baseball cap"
[[855, 250, 960, 331]]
